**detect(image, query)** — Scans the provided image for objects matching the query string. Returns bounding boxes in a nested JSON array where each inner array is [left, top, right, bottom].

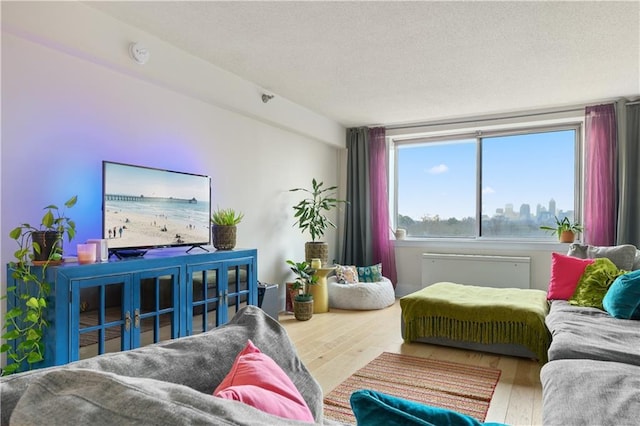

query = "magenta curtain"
[[584, 104, 617, 246], [369, 127, 397, 286]]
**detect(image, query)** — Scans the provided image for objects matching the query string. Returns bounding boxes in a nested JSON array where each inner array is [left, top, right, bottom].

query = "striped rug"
[[323, 352, 501, 424]]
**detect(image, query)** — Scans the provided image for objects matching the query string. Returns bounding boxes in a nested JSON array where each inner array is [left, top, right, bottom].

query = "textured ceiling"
[[85, 1, 640, 127]]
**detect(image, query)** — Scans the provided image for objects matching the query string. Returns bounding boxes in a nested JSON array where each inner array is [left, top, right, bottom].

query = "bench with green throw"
[[401, 282, 550, 363]]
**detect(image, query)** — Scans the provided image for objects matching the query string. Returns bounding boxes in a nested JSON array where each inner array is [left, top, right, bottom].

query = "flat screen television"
[[102, 161, 211, 257]]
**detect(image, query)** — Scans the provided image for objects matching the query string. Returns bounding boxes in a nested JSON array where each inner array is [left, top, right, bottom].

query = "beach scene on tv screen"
[[104, 163, 211, 249]]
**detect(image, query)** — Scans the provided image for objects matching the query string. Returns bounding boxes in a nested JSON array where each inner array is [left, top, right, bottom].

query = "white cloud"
[[427, 164, 448, 174], [483, 186, 496, 195]]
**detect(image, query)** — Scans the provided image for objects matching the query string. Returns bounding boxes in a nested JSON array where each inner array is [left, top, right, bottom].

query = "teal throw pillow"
[[603, 269, 640, 319], [568, 258, 625, 310], [357, 263, 383, 282], [350, 389, 506, 426]]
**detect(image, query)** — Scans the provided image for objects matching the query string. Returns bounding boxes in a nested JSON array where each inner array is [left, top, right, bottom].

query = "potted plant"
[[2, 195, 77, 375], [290, 179, 347, 267], [286, 260, 318, 321], [540, 216, 583, 243], [211, 208, 244, 250]]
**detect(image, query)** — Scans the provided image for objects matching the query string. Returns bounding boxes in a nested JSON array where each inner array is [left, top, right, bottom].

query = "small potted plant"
[[286, 260, 318, 321], [2, 195, 77, 375], [290, 179, 347, 267], [540, 216, 583, 243], [211, 208, 244, 250]]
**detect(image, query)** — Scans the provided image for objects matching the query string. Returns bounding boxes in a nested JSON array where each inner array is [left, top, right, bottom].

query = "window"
[[394, 125, 580, 239]]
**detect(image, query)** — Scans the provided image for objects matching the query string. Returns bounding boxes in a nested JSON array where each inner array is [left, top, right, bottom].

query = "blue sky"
[[397, 130, 576, 220], [104, 162, 211, 201]]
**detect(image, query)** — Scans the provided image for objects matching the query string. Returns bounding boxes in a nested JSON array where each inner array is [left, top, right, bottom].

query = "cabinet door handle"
[[125, 311, 131, 331], [224, 289, 228, 305], [134, 309, 140, 328]]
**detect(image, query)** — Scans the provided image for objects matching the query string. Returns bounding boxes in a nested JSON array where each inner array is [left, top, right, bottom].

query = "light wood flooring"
[[279, 300, 543, 426]]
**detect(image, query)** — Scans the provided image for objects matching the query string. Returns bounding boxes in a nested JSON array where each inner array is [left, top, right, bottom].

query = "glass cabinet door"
[[71, 275, 132, 361], [188, 264, 223, 335], [135, 267, 180, 348], [226, 262, 251, 320]]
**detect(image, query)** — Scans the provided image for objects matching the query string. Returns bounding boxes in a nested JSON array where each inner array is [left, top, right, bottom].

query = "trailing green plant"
[[1, 195, 77, 375], [286, 260, 318, 301], [290, 179, 347, 242], [539, 215, 583, 236], [211, 208, 244, 226]]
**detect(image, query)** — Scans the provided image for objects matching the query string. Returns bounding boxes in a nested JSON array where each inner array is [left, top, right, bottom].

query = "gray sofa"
[[1, 305, 344, 425], [540, 245, 640, 425]]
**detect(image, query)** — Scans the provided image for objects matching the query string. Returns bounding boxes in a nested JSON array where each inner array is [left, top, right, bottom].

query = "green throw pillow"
[[357, 263, 383, 282], [350, 389, 506, 426], [603, 269, 640, 319], [569, 258, 625, 310]]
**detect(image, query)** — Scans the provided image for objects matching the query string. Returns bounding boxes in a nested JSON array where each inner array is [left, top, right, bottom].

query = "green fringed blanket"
[[401, 282, 550, 363]]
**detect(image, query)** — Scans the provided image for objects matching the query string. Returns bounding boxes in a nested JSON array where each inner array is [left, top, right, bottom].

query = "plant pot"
[[559, 231, 576, 243], [293, 296, 314, 321], [31, 231, 62, 263], [305, 242, 328, 267], [212, 225, 237, 250]]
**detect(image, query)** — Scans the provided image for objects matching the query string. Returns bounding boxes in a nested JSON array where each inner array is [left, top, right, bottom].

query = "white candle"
[[311, 258, 321, 269]]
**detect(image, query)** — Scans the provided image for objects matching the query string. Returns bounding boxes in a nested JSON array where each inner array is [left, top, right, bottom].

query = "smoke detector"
[[129, 42, 150, 65]]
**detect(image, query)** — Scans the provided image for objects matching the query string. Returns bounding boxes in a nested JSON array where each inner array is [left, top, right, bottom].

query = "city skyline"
[[397, 129, 576, 222], [402, 197, 576, 224]]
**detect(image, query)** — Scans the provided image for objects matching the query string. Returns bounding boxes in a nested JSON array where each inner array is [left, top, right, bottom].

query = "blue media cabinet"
[[6, 247, 257, 370]]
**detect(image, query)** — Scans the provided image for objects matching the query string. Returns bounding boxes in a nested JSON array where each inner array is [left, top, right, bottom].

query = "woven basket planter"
[[305, 242, 328, 267], [294, 298, 314, 321], [212, 225, 237, 250]]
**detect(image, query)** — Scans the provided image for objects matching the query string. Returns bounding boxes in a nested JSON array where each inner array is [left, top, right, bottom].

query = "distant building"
[[505, 203, 516, 219], [549, 199, 556, 216]]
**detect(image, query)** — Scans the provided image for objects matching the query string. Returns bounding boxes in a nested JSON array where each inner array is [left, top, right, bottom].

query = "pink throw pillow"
[[547, 252, 595, 300], [213, 340, 314, 423]]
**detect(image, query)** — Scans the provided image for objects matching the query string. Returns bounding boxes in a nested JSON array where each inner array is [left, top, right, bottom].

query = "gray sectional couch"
[[541, 245, 640, 426], [1, 305, 344, 425]]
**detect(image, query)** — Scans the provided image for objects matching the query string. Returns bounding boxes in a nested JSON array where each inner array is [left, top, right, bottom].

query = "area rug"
[[323, 352, 501, 424]]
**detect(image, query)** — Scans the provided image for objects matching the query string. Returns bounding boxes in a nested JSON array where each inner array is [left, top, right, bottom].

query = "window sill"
[[393, 238, 575, 252]]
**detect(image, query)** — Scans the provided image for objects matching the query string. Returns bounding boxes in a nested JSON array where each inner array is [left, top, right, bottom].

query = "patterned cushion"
[[357, 263, 383, 283], [335, 265, 359, 284]]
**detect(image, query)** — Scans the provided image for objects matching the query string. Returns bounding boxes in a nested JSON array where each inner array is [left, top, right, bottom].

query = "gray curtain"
[[616, 101, 640, 246], [341, 127, 372, 266]]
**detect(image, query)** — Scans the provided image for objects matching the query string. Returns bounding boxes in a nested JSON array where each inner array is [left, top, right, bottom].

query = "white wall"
[[394, 240, 566, 297], [0, 2, 566, 325], [1, 3, 346, 310]]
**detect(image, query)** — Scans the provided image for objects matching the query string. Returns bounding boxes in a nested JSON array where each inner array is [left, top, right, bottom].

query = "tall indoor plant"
[[286, 260, 318, 321], [290, 179, 346, 267], [211, 208, 244, 250], [1, 195, 77, 375]]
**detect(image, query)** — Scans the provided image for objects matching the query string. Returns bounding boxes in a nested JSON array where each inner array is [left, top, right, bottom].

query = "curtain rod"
[[384, 107, 583, 131], [383, 97, 640, 131]]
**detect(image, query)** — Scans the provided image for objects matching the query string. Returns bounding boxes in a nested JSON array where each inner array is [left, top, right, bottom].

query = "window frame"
[[391, 121, 584, 241]]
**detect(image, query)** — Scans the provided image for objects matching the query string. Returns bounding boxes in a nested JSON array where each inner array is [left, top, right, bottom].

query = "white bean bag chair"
[[327, 276, 395, 310]]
